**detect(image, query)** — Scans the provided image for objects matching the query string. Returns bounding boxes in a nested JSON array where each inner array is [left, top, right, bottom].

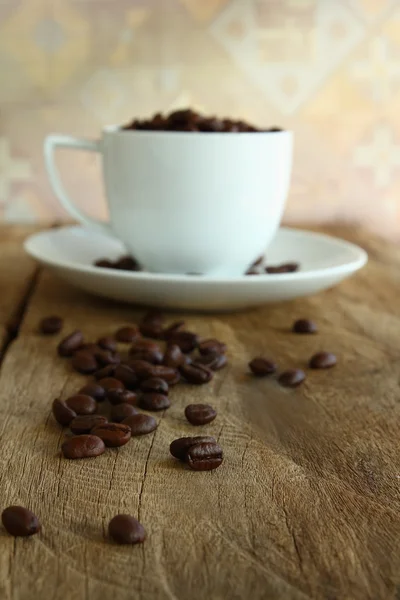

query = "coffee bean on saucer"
[[122, 413, 158, 436], [62, 435, 105, 459], [180, 363, 213, 384], [71, 351, 98, 374], [163, 344, 184, 368], [111, 404, 138, 423], [95, 259, 114, 268], [245, 268, 260, 275], [249, 357, 277, 377], [163, 321, 186, 339], [198, 339, 227, 356], [107, 389, 138, 406], [293, 319, 317, 334], [97, 377, 124, 392], [58, 330, 84, 357], [170, 436, 216, 461], [265, 263, 299, 274], [185, 442, 223, 471], [194, 353, 227, 371], [78, 382, 107, 402], [278, 369, 306, 387], [140, 377, 169, 395], [97, 337, 117, 352], [2, 506, 41, 537], [65, 394, 97, 415], [94, 364, 116, 380], [39, 315, 63, 335], [309, 352, 337, 369], [52, 398, 76, 426], [91, 423, 131, 447], [139, 392, 170, 411], [168, 331, 199, 353], [70, 415, 108, 435], [185, 404, 217, 426], [114, 364, 138, 390], [108, 515, 146, 545], [115, 256, 141, 271], [115, 326, 140, 343]]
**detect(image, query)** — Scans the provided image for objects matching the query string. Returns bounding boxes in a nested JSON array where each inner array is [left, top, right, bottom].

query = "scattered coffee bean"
[[70, 415, 108, 435], [292, 319, 317, 334], [180, 362, 213, 384], [249, 357, 277, 377], [91, 423, 131, 447], [129, 347, 163, 364], [185, 442, 223, 471], [78, 343, 101, 354], [52, 398, 76, 426], [163, 343, 184, 368], [309, 352, 337, 369], [168, 331, 199, 353], [71, 351, 98, 374], [39, 315, 63, 335], [133, 363, 179, 383], [185, 404, 217, 426], [114, 364, 138, 390], [95, 258, 114, 268], [65, 394, 97, 415], [97, 337, 117, 352], [122, 413, 158, 436], [139, 311, 164, 339], [94, 364, 116, 380], [198, 339, 227, 356], [107, 389, 138, 406], [78, 382, 107, 402], [194, 352, 227, 371], [111, 404, 138, 423], [278, 369, 306, 387], [115, 256, 141, 271], [140, 377, 169, 395], [2, 506, 41, 537], [163, 321, 185, 339], [108, 514, 146, 544], [245, 268, 260, 275], [97, 377, 124, 392], [170, 436, 216, 461], [139, 392, 170, 411], [128, 359, 154, 380], [57, 330, 84, 357], [265, 263, 299, 274], [115, 326, 139, 343], [94, 349, 120, 367], [62, 434, 105, 459]]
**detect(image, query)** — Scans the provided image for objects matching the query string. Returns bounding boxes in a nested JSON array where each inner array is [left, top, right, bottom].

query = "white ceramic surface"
[[24, 226, 367, 312], [44, 128, 293, 276]]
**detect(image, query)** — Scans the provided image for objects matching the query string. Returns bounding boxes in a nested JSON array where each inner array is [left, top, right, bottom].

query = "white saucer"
[[24, 226, 367, 311]]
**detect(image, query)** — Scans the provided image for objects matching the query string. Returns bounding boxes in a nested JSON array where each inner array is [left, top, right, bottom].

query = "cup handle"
[[44, 134, 113, 236]]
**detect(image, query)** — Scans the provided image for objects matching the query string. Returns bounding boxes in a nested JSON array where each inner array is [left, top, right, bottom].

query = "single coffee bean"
[[107, 389, 138, 406], [94, 364, 116, 380], [265, 262, 299, 274], [185, 442, 223, 471], [169, 436, 216, 461], [97, 336, 117, 352], [245, 268, 260, 275], [128, 359, 154, 380], [131, 339, 161, 352], [292, 319, 317, 334], [163, 320, 185, 339], [70, 415, 108, 434], [2, 506, 41, 537], [65, 394, 97, 415], [278, 369, 306, 387], [185, 404, 217, 426], [78, 343, 100, 354], [198, 339, 227, 356], [91, 423, 131, 447], [249, 357, 277, 376], [52, 398, 76, 426], [108, 514, 146, 544], [122, 413, 158, 436], [39, 315, 63, 335], [78, 382, 107, 402], [97, 377, 124, 392], [163, 343, 184, 368], [94, 349, 121, 367], [131, 362, 179, 383], [139, 392, 170, 411], [95, 258, 114, 268], [194, 353, 227, 371], [71, 351, 98, 374], [111, 404, 138, 423], [180, 362, 213, 384], [62, 434, 105, 459], [309, 352, 337, 369], [140, 377, 169, 395], [168, 331, 199, 353], [58, 330, 84, 357], [114, 364, 139, 390], [139, 310, 164, 339], [115, 255, 141, 271], [115, 326, 140, 343], [129, 347, 163, 364]]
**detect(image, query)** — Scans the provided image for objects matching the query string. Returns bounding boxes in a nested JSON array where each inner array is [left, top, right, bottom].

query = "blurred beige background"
[[1, 0, 400, 238]]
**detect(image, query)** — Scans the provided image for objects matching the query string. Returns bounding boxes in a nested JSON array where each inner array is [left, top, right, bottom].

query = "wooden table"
[[0, 225, 399, 600]]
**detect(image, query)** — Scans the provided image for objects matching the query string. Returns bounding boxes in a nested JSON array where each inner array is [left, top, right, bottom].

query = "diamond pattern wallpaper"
[[1, 0, 400, 237]]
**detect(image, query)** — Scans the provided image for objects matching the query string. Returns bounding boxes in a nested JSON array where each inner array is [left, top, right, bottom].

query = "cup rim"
[[102, 124, 292, 136]]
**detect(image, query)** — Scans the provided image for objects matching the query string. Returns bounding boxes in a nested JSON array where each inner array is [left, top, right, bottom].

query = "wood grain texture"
[[0, 226, 399, 600]]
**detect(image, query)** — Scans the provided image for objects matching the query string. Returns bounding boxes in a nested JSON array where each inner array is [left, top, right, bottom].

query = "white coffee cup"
[[44, 127, 293, 276]]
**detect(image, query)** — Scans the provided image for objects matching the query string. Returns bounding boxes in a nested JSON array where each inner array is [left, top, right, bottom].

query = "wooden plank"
[[0, 226, 399, 600]]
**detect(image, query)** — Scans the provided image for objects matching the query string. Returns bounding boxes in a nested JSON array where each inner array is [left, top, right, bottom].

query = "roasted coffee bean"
[[65, 394, 97, 415], [185, 442, 223, 471], [139, 392, 170, 411], [52, 398, 76, 426], [180, 362, 213, 384], [163, 343, 184, 368], [131, 339, 161, 352], [115, 326, 139, 343], [91, 423, 131, 447], [249, 357, 277, 377], [293, 319, 317, 334], [115, 255, 141, 271], [278, 369, 306, 387], [128, 359, 154, 380], [111, 404, 138, 423], [97, 337, 117, 352], [95, 258, 114, 268], [170, 436, 216, 461], [2, 506, 41, 537], [39, 315, 63, 335], [194, 353, 227, 371], [309, 352, 337, 369], [108, 514, 146, 545], [122, 414, 158, 436], [70, 415, 108, 435], [245, 268, 259, 275], [114, 364, 138, 390], [58, 330, 84, 357], [78, 343, 101, 354], [139, 310, 164, 339], [94, 364, 116, 379], [168, 331, 199, 353], [107, 389, 138, 406], [129, 347, 163, 364], [71, 351, 98, 374], [97, 377, 124, 392], [198, 339, 227, 356], [78, 382, 107, 402], [265, 263, 299, 274], [94, 349, 121, 367], [62, 434, 105, 459], [185, 404, 217, 426], [163, 321, 185, 339], [131, 362, 179, 383], [140, 377, 169, 395]]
